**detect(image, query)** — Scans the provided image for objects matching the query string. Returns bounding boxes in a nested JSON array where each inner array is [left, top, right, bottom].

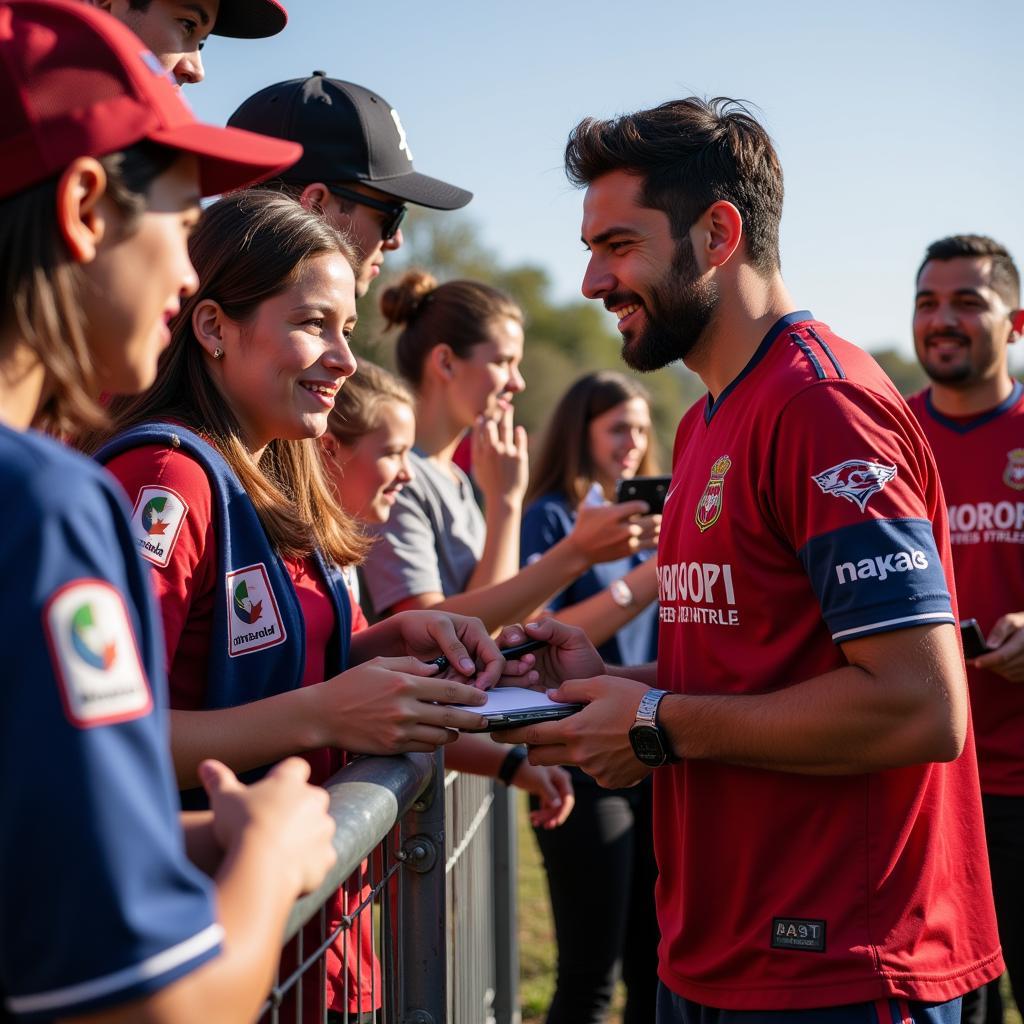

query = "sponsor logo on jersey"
[[834, 547, 929, 584], [811, 459, 897, 513], [1004, 449, 1024, 491], [771, 917, 826, 953], [129, 485, 189, 568], [44, 579, 152, 727], [695, 455, 732, 533], [657, 560, 740, 625], [225, 563, 286, 657]]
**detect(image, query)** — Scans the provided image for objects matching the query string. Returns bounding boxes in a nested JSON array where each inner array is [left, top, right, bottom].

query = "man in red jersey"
[[908, 234, 1024, 1024], [497, 99, 1002, 1023]]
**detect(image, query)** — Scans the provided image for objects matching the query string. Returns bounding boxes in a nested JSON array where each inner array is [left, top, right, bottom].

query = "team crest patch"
[[225, 563, 286, 657], [129, 485, 189, 568], [1004, 449, 1024, 491], [44, 579, 152, 727], [812, 459, 897, 513], [695, 455, 732, 533]]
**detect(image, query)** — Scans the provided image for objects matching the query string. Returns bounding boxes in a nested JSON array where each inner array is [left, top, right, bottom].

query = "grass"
[[514, 792, 1021, 1024]]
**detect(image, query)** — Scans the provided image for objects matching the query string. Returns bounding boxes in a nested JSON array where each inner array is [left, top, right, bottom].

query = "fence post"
[[491, 783, 521, 1024], [398, 749, 447, 1024]]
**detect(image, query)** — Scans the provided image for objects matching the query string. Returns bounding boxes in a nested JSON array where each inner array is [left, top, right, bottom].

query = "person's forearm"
[[551, 562, 660, 649], [171, 692, 320, 788], [661, 658, 964, 775], [467, 497, 521, 590], [443, 731, 505, 776], [605, 661, 658, 685]]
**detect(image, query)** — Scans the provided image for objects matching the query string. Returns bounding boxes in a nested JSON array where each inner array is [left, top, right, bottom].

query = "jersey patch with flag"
[[225, 563, 287, 657], [43, 579, 152, 727], [129, 485, 189, 568]]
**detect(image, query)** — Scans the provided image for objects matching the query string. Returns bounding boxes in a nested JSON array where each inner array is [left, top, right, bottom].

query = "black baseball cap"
[[227, 72, 472, 210], [213, 0, 287, 39]]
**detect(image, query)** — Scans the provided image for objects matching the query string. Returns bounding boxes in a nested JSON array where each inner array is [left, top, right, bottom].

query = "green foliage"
[[870, 347, 928, 397]]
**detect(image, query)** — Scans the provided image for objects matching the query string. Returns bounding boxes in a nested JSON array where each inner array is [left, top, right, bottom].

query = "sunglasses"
[[327, 184, 407, 241]]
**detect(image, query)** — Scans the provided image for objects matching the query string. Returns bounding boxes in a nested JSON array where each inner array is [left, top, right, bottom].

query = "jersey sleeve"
[[766, 382, 954, 644], [0, 449, 221, 1019], [362, 484, 444, 613], [104, 445, 216, 671], [520, 498, 573, 611]]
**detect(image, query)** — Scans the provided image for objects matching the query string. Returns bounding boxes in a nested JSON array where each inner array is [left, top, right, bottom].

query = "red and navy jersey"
[[0, 424, 220, 1020], [909, 382, 1024, 795], [654, 312, 1001, 1009]]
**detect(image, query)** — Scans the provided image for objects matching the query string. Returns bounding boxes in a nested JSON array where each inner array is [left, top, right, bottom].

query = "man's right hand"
[[496, 619, 605, 692]]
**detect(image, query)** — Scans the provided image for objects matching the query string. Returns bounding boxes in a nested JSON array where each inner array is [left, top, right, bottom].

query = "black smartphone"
[[960, 619, 991, 659], [616, 475, 673, 515]]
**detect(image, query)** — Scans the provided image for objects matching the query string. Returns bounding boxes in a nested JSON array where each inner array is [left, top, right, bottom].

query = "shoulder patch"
[[44, 580, 152, 727], [811, 459, 897, 513], [129, 485, 189, 567], [225, 563, 287, 657]]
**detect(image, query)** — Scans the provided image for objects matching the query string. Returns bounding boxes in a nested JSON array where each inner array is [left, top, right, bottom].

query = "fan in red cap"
[[0, 3, 334, 1021], [91, 0, 288, 85]]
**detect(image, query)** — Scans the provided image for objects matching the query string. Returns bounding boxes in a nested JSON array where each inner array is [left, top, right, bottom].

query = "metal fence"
[[260, 752, 519, 1024]]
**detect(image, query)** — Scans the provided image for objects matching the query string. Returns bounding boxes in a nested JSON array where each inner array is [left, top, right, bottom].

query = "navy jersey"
[[0, 424, 220, 1020]]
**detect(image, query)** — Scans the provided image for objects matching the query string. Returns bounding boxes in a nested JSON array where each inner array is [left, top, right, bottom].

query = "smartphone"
[[450, 685, 585, 732], [616, 475, 673, 515], [960, 618, 991, 659]]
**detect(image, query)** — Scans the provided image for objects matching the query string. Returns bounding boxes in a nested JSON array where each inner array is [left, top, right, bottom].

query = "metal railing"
[[260, 752, 520, 1024]]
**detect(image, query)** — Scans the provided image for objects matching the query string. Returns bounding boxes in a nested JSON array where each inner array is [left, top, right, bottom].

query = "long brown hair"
[[327, 360, 413, 446], [526, 371, 658, 507], [98, 189, 368, 567], [379, 269, 523, 388], [0, 141, 180, 435]]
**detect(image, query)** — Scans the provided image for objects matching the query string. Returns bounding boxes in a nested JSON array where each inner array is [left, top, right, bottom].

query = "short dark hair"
[[564, 97, 784, 274], [917, 235, 1020, 308]]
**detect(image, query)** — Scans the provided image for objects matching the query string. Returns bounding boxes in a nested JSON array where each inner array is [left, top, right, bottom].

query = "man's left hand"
[[495, 675, 654, 789], [974, 612, 1024, 682]]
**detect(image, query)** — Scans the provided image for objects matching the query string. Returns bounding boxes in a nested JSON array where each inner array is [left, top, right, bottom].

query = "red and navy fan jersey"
[[654, 312, 1001, 1009], [909, 382, 1024, 795], [0, 424, 221, 1020]]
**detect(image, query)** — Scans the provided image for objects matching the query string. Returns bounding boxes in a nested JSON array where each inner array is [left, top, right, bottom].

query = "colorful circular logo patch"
[[232, 579, 263, 625], [140, 496, 171, 535], [70, 603, 117, 670]]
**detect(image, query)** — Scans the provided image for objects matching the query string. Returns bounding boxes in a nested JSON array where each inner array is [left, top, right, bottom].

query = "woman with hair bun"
[[362, 270, 659, 632]]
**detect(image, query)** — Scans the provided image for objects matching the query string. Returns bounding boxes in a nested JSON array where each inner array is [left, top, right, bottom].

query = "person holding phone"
[[520, 370, 661, 1024]]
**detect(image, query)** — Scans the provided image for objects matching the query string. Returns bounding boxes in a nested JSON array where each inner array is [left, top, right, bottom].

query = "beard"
[[618, 237, 719, 373], [918, 331, 976, 387]]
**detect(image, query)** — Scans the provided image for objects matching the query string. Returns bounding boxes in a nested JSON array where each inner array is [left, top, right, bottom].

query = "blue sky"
[[191, 0, 1023, 355]]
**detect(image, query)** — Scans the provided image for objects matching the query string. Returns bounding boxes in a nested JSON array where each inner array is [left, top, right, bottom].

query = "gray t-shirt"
[[362, 449, 485, 615]]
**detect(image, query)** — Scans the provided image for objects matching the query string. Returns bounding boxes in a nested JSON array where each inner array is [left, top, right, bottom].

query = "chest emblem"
[[225, 563, 287, 657], [812, 459, 897, 513], [695, 455, 732, 533], [1003, 449, 1024, 491]]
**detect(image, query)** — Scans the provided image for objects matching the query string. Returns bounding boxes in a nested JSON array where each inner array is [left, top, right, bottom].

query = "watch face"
[[629, 725, 667, 766]]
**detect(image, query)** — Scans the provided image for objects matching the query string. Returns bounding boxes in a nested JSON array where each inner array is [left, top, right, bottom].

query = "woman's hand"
[[199, 758, 337, 896], [313, 657, 489, 754], [496, 619, 605, 692], [470, 406, 529, 504], [354, 610, 506, 689], [512, 762, 575, 829], [568, 501, 661, 566]]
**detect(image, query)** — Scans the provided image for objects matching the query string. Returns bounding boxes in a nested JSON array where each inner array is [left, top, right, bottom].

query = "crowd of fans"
[[2, 2, 1023, 1024]]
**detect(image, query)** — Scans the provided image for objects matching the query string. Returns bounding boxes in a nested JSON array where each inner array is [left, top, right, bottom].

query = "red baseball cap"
[[0, 0, 303, 201]]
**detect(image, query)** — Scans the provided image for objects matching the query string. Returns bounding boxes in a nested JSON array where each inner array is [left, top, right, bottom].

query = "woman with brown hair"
[[94, 190, 502, 1022], [521, 370, 662, 1024]]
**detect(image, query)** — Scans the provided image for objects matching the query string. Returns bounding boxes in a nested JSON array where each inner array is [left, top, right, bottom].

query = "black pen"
[[428, 637, 549, 674]]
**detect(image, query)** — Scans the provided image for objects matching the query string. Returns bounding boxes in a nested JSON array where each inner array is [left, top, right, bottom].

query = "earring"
[[213, 347, 223, 360]]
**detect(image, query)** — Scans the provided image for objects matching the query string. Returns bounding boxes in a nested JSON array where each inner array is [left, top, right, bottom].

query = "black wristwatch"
[[628, 689, 677, 767]]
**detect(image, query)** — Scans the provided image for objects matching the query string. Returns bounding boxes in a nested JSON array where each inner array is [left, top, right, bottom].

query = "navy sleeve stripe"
[[6, 923, 224, 1014], [788, 332, 826, 379], [805, 326, 846, 380], [832, 610, 955, 642]]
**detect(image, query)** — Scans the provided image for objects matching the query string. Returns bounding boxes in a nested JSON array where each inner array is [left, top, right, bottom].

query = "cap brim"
[[364, 170, 473, 211], [150, 123, 302, 197], [212, 0, 287, 38]]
